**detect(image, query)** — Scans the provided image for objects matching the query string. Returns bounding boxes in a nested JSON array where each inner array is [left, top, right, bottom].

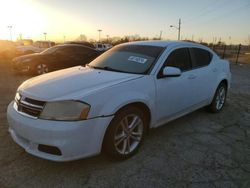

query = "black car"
[[12, 44, 100, 75]]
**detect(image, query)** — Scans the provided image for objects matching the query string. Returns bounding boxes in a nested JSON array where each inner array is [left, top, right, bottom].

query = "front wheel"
[[208, 82, 227, 113], [36, 63, 49, 75], [103, 107, 147, 160]]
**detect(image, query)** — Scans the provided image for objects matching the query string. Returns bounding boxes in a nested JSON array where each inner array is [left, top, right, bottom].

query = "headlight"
[[39, 100, 90, 121]]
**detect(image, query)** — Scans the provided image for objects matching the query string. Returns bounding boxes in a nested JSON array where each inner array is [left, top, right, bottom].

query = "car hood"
[[18, 66, 143, 101]]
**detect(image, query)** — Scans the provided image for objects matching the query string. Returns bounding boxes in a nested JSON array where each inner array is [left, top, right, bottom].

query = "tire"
[[208, 82, 227, 113], [103, 106, 147, 160], [36, 63, 49, 75]]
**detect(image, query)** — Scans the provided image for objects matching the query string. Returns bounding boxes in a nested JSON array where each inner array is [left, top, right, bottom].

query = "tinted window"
[[75, 47, 96, 55], [89, 45, 164, 74], [74, 47, 99, 59], [56, 47, 76, 55], [190, 48, 212, 68], [164, 48, 191, 71]]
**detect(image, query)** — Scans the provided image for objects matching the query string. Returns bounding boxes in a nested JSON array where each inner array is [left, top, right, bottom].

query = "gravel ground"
[[0, 61, 249, 188]]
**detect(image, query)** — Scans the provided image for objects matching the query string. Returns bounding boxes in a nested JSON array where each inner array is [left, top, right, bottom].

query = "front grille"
[[15, 94, 46, 118]]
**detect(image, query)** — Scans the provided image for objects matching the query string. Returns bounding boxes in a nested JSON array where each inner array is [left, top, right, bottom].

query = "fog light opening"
[[38, 144, 62, 156]]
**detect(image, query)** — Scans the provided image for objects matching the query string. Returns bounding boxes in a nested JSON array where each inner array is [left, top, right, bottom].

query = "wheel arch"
[[220, 79, 228, 89], [114, 102, 151, 129], [101, 101, 152, 153]]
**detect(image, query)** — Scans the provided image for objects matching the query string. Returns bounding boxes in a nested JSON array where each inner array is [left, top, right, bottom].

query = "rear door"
[[188, 47, 215, 104]]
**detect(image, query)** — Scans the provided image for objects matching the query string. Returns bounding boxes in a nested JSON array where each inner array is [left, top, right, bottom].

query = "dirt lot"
[[0, 60, 249, 188]]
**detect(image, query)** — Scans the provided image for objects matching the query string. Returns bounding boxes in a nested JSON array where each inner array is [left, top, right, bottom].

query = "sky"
[[0, 0, 249, 44]]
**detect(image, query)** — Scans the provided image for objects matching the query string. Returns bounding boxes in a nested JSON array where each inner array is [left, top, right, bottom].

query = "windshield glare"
[[89, 45, 164, 74], [41, 46, 60, 54]]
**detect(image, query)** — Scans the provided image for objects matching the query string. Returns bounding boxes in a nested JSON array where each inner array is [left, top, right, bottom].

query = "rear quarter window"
[[190, 48, 212, 68]]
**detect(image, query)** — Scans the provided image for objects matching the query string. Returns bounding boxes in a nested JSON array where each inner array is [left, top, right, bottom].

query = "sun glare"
[[0, 0, 93, 42], [0, 0, 46, 40]]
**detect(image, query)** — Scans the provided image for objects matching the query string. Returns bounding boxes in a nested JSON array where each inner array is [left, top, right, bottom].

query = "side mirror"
[[162, 66, 181, 77]]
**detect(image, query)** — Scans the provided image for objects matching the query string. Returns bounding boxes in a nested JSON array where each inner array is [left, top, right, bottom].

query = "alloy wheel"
[[114, 114, 143, 155], [37, 64, 49, 75], [215, 86, 226, 110]]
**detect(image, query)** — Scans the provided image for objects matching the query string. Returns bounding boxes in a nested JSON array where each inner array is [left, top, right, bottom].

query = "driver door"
[[155, 48, 196, 124]]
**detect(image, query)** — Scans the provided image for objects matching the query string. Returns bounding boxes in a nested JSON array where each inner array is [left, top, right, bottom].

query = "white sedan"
[[7, 41, 231, 161]]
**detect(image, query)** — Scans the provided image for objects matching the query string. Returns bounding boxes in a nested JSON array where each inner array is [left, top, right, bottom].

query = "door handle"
[[188, 74, 197, 79]]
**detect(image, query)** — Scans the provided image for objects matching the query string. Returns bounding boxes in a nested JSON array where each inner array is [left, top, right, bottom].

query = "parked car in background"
[[12, 44, 100, 75], [94, 43, 113, 51], [15, 40, 55, 56], [7, 41, 231, 161], [65, 41, 95, 49]]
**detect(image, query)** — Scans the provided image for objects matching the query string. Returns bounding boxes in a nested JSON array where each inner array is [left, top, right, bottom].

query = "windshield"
[[40, 46, 60, 54], [89, 44, 164, 74]]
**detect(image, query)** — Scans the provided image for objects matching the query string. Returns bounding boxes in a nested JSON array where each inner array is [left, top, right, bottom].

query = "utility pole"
[[97, 29, 102, 42], [170, 18, 181, 40], [248, 35, 250, 46], [159, 30, 162, 40], [7, 26, 12, 41], [178, 18, 181, 41]]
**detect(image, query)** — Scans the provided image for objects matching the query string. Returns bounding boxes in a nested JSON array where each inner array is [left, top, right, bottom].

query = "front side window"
[[190, 48, 212, 68], [89, 45, 164, 74], [164, 48, 192, 71]]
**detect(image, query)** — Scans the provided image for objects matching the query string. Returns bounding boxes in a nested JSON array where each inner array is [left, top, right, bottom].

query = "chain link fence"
[[208, 44, 250, 64]]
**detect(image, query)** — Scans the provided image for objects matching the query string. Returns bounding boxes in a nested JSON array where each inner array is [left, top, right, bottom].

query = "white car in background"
[[7, 41, 231, 161], [94, 43, 113, 51]]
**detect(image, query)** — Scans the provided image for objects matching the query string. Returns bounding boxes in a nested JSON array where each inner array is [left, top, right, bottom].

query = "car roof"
[[53, 44, 99, 51], [65, 41, 95, 48], [123, 40, 209, 49]]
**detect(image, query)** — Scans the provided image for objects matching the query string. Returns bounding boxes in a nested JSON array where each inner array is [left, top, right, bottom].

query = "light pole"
[[170, 18, 181, 40], [43, 32, 47, 41], [106, 35, 109, 43], [7, 26, 12, 41], [19, 33, 23, 40], [97, 29, 102, 42]]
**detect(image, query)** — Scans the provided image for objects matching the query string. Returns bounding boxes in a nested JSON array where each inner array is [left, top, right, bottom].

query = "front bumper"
[[7, 101, 113, 161], [11, 60, 30, 72]]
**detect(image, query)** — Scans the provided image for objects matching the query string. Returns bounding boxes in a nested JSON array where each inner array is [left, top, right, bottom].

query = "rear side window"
[[190, 48, 212, 68], [164, 48, 192, 71], [56, 47, 76, 55]]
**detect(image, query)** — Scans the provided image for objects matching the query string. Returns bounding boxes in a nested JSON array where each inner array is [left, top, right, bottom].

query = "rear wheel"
[[36, 63, 49, 75], [208, 82, 227, 113], [103, 106, 146, 159]]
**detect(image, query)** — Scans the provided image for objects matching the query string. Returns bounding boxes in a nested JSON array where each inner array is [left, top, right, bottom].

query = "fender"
[[85, 76, 157, 125], [209, 60, 231, 103]]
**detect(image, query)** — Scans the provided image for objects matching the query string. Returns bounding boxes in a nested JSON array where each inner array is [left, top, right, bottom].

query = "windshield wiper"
[[86, 64, 127, 73]]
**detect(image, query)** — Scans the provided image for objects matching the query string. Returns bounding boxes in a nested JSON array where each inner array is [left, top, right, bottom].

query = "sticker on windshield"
[[128, 56, 147, 64]]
